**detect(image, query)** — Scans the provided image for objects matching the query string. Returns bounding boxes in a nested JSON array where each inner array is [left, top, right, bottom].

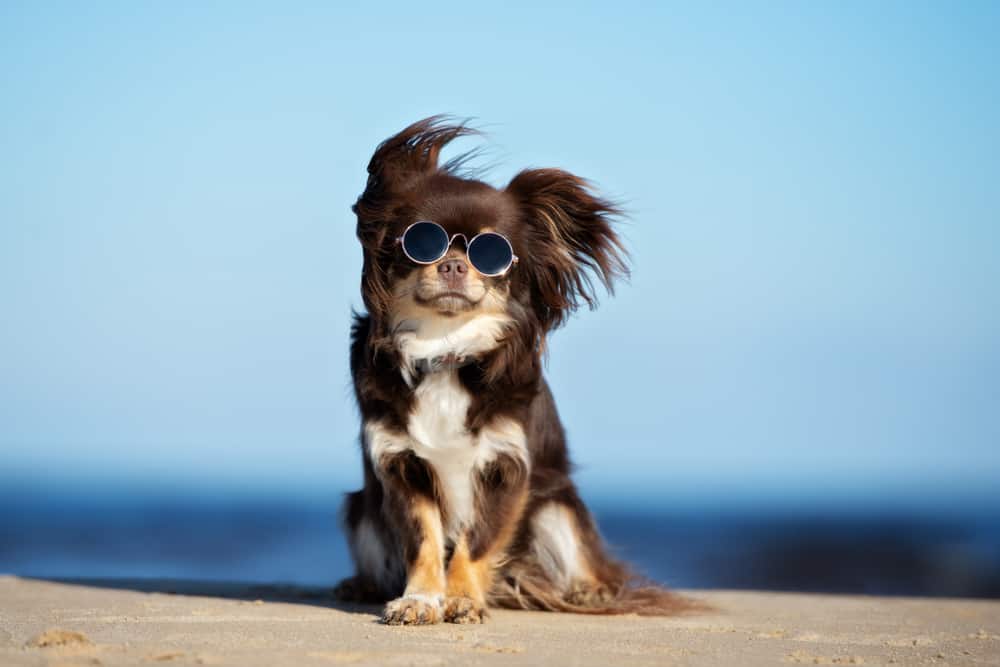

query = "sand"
[[0, 575, 997, 666]]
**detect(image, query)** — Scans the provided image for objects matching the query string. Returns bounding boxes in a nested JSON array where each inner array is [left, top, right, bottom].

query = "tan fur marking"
[[443, 487, 528, 623], [389, 248, 509, 325], [443, 538, 491, 624], [449, 488, 529, 597], [446, 537, 490, 603], [382, 497, 449, 625], [403, 498, 446, 597]]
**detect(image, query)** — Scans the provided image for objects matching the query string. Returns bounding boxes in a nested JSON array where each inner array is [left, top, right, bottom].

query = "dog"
[[336, 117, 695, 624]]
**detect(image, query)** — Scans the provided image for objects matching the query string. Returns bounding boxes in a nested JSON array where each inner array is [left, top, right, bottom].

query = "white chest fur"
[[364, 311, 528, 539], [392, 311, 512, 388], [407, 372, 482, 535], [365, 372, 527, 539]]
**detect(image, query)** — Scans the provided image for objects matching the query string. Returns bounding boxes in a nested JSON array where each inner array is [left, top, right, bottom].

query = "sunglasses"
[[396, 221, 519, 277]]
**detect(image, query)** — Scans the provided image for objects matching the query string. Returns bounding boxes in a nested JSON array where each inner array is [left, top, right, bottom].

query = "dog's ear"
[[353, 116, 477, 228], [506, 169, 629, 331], [352, 116, 477, 328]]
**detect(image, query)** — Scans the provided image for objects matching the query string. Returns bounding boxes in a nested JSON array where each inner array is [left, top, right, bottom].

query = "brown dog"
[[337, 117, 695, 624]]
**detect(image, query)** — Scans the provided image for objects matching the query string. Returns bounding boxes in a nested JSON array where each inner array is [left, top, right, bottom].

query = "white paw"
[[443, 595, 487, 624], [382, 594, 443, 625]]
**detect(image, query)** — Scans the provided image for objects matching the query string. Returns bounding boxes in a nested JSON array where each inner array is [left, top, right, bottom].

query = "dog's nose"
[[437, 258, 468, 289], [437, 259, 468, 276]]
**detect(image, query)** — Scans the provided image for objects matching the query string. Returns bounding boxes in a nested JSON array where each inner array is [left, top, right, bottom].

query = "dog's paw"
[[382, 595, 443, 625], [443, 596, 487, 624], [564, 582, 614, 606]]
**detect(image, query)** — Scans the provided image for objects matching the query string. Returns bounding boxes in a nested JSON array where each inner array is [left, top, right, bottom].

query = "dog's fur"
[[336, 117, 696, 624]]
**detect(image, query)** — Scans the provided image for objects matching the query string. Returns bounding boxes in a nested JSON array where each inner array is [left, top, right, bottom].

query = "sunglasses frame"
[[396, 220, 519, 277]]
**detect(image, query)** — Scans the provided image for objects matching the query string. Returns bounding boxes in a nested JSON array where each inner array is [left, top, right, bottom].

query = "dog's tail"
[[489, 553, 708, 616]]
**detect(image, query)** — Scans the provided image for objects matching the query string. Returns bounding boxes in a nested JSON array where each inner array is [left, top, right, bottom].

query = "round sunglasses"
[[396, 221, 519, 277]]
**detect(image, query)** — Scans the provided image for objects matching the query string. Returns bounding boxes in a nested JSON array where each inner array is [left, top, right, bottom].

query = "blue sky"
[[1, 1, 997, 508]]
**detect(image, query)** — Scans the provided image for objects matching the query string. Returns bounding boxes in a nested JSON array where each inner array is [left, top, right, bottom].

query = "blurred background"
[[1, 2, 998, 598]]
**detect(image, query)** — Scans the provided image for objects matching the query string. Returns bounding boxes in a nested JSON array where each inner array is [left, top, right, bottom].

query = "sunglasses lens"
[[402, 222, 449, 263], [468, 233, 514, 276]]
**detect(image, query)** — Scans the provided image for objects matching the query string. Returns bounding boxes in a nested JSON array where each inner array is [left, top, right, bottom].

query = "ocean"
[[2, 483, 997, 598]]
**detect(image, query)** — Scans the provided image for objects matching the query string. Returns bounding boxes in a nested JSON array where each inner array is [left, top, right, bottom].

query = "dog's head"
[[353, 116, 628, 361]]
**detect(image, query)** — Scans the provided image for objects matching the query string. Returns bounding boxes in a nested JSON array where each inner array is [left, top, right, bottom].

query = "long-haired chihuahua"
[[336, 117, 697, 624]]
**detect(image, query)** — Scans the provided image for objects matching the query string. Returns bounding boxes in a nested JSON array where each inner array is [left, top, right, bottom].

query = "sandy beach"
[[1, 575, 997, 666]]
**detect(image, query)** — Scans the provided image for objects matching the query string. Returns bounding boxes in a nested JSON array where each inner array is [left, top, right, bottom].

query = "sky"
[[1, 1, 997, 509]]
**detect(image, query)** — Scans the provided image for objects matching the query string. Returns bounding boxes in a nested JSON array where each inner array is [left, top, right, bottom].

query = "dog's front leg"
[[443, 454, 529, 623], [378, 452, 447, 625]]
